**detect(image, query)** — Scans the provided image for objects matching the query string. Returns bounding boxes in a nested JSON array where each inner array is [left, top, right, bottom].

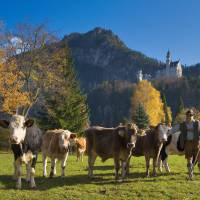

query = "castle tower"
[[136, 70, 143, 82], [166, 50, 171, 76]]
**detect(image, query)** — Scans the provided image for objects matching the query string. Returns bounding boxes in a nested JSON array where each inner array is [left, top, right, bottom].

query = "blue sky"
[[1, 0, 200, 65]]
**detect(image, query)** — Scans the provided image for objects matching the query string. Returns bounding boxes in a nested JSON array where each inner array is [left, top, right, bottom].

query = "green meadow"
[[0, 153, 200, 200]]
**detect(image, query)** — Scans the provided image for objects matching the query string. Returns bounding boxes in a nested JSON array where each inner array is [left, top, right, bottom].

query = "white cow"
[[0, 115, 42, 189], [158, 127, 200, 173]]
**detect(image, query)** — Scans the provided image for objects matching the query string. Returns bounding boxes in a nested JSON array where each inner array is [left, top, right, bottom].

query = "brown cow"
[[130, 124, 169, 177], [85, 124, 137, 180], [41, 129, 76, 178], [74, 137, 86, 162]]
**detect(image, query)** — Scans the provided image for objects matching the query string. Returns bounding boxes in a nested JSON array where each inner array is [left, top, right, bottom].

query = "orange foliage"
[[131, 80, 165, 126], [0, 54, 30, 113]]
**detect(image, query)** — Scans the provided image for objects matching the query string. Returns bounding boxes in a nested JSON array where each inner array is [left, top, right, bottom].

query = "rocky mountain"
[[61, 27, 164, 91]]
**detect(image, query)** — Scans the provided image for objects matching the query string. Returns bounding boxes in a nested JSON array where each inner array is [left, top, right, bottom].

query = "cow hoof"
[[146, 175, 150, 178]]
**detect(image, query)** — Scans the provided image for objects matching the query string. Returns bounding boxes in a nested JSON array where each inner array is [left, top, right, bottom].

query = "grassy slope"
[[0, 153, 200, 200]]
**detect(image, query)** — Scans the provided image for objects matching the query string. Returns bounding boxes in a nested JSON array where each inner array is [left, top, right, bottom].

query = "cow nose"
[[10, 136, 18, 144], [161, 138, 167, 142], [127, 143, 135, 148]]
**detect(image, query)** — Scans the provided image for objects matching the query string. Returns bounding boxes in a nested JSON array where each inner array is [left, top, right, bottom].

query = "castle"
[[137, 51, 183, 82], [156, 51, 182, 79]]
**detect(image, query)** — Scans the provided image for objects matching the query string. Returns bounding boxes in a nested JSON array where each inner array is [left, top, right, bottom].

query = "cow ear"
[[0, 120, 9, 128], [70, 133, 77, 139], [24, 119, 34, 127]]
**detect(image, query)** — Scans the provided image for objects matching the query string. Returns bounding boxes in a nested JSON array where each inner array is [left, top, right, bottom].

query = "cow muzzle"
[[127, 143, 135, 149], [160, 138, 167, 143], [10, 136, 20, 144]]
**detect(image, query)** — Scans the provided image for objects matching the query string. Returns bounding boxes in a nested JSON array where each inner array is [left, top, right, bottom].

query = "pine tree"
[[178, 96, 184, 114], [45, 46, 89, 133], [133, 103, 149, 129], [162, 93, 172, 125]]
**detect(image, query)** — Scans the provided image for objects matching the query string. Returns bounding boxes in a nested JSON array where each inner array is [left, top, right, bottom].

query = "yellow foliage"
[[131, 80, 165, 126], [0, 55, 30, 113]]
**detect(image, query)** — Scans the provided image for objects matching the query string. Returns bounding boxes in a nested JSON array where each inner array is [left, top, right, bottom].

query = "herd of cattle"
[[0, 114, 198, 189]]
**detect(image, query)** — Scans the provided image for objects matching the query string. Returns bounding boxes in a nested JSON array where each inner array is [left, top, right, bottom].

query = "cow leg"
[[26, 162, 31, 182], [88, 153, 97, 178], [15, 160, 22, 189], [157, 157, 162, 173], [61, 153, 68, 177], [163, 159, 170, 173], [76, 150, 79, 162], [126, 158, 131, 175], [121, 161, 127, 180], [30, 166, 36, 188], [50, 158, 57, 178], [145, 156, 150, 177], [29, 153, 38, 188], [42, 154, 47, 177], [153, 158, 157, 177], [114, 158, 120, 180], [81, 152, 84, 162], [13, 161, 17, 180]]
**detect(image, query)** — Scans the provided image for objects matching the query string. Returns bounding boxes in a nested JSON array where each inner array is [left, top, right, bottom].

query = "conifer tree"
[[44, 46, 89, 133], [162, 93, 172, 125], [133, 103, 149, 129], [178, 96, 184, 114]]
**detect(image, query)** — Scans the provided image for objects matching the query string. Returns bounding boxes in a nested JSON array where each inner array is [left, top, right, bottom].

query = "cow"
[[0, 114, 42, 189], [41, 129, 76, 178], [74, 137, 86, 162], [159, 130, 200, 173], [130, 123, 169, 177], [85, 124, 137, 180]]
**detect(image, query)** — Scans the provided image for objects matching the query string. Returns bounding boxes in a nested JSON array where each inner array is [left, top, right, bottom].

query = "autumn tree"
[[0, 23, 57, 116], [0, 22, 89, 132], [131, 80, 164, 126], [0, 48, 29, 113], [133, 103, 149, 129]]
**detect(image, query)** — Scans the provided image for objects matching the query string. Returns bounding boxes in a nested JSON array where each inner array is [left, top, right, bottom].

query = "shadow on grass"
[[0, 171, 189, 190]]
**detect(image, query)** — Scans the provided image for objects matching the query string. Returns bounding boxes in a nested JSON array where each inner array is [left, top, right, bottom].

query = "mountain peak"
[[63, 27, 126, 49]]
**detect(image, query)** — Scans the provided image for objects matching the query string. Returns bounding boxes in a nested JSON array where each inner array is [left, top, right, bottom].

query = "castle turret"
[[166, 50, 171, 76], [136, 70, 143, 82]]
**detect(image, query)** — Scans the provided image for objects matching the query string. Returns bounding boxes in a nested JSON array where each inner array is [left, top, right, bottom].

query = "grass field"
[[0, 153, 200, 200]]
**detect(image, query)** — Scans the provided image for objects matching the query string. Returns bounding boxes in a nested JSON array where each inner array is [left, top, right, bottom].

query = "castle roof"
[[170, 60, 180, 68]]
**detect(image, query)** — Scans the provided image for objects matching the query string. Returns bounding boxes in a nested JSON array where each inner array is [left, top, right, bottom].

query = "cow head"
[[0, 115, 34, 144], [58, 130, 76, 151], [117, 123, 137, 149], [155, 123, 169, 143]]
